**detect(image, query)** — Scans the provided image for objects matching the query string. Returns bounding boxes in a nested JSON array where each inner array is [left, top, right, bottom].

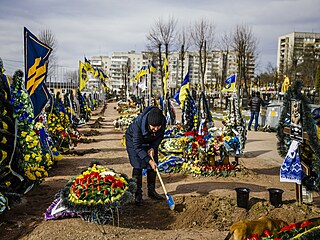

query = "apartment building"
[[277, 32, 320, 80], [90, 49, 255, 97]]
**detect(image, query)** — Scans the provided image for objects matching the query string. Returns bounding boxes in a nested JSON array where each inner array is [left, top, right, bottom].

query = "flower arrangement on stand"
[[10, 70, 52, 189], [45, 163, 136, 225], [222, 93, 247, 156]]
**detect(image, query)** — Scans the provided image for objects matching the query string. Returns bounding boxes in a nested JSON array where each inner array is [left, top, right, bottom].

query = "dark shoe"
[[147, 170, 165, 200], [148, 189, 165, 200], [132, 168, 143, 206], [135, 194, 143, 206]]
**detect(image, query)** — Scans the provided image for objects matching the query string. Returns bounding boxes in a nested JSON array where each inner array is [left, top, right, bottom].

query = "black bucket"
[[235, 187, 250, 209], [268, 188, 284, 208]]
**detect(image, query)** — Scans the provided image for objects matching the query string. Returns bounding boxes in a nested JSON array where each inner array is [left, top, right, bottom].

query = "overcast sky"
[[0, 0, 319, 76]]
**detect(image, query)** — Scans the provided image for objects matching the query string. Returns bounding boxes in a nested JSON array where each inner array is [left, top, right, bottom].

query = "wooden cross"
[[283, 127, 310, 205]]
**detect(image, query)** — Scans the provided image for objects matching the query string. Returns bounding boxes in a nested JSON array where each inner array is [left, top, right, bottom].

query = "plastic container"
[[235, 187, 250, 209], [268, 188, 284, 208]]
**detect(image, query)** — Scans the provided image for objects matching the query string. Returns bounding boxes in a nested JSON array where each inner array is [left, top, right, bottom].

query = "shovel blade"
[[166, 194, 175, 210]]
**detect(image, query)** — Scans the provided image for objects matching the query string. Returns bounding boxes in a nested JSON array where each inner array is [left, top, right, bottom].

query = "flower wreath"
[[46, 163, 136, 224], [276, 80, 320, 185]]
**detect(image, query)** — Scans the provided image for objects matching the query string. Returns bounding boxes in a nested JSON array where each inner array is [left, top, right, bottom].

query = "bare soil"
[[1, 102, 320, 240]]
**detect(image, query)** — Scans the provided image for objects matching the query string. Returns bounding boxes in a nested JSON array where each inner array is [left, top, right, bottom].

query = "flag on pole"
[[84, 57, 94, 74], [138, 76, 147, 92], [149, 61, 156, 73], [79, 61, 88, 91], [163, 57, 169, 96], [174, 71, 190, 108], [221, 74, 236, 92], [135, 66, 147, 80], [24, 27, 52, 119]]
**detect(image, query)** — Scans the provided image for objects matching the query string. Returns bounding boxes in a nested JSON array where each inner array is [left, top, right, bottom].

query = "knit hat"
[[147, 108, 163, 126]]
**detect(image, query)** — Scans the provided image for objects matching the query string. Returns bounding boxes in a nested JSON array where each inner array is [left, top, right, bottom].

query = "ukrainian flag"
[[79, 61, 88, 91], [24, 27, 52, 119], [174, 71, 190, 108], [135, 66, 147, 80], [221, 74, 236, 92], [99, 70, 108, 82], [149, 61, 156, 73], [84, 57, 94, 74]]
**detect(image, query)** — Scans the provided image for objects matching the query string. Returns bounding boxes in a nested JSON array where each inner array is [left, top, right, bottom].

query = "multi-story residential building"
[[277, 32, 320, 81], [90, 49, 255, 98]]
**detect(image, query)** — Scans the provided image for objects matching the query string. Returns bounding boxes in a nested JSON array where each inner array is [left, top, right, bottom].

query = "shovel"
[[155, 167, 175, 210], [150, 154, 175, 210]]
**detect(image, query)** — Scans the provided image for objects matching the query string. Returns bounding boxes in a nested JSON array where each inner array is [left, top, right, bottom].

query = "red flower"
[[300, 221, 313, 228], [280, 222, 297, 232], [250, 234, 259, 240], [106, 175, 115, 182], [111, 180, 124, 189], [263, 229, 272, 237]]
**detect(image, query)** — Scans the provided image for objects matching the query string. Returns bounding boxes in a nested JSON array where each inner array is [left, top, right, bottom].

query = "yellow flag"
[[79, 61, 88, 91], [163, 57, 169, 96], [281, 76, 290, 92]]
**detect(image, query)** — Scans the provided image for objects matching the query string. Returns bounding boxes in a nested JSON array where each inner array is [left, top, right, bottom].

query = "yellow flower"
[[36, 156, 42, 162], [24, 154, 30, 161], [223, 136, 231, 141], [21, 131, 28, 137], [26, 135, 33, 142], [35, 171, 42, 177]]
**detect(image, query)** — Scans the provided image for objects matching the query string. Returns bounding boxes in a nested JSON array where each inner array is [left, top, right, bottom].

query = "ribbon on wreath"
[[280, 140, 302, 184]]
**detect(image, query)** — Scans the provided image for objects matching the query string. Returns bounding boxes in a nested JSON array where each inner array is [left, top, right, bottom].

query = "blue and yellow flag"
[[135, 66, 147, 80], [79, 61, 88, 91], [99, 69, 108, 82], [174, 71, 190, 108], [221, 74, 236, 92], [84, 57, 94, 74], [24, 27, 52, 119], [149, 61, 156, 73]]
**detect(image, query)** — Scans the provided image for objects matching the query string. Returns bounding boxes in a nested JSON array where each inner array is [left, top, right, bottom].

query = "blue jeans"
[[248, 111, 260, 130]]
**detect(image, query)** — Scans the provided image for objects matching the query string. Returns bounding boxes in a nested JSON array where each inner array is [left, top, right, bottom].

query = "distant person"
[[248, 91, 266, 131], [125, 106, 166, 206]]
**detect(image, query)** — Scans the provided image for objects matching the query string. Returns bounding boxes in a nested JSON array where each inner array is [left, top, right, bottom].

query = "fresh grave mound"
[[116, 194, 320, 234], [44, 163, 136, 224], [166, 195, 320, 232]]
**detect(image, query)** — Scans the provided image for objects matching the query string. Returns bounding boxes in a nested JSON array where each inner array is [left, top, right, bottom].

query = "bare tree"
[[259, 62, 278, 90], [38, 29, 58, 82], [220, 31, 233, 86], [231, 24, 258, 94], [190, 18, 216, 92], [176, 26, 191, 84], [146, 16, 177, 97]]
